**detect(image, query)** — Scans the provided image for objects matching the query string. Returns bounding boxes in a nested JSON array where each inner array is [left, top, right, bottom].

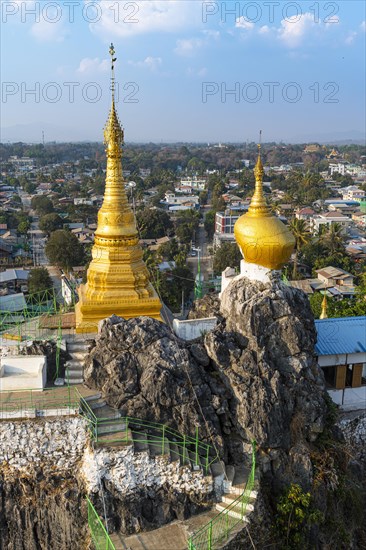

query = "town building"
[[315, 316, 366, 410], [310, 211, 353, 234]]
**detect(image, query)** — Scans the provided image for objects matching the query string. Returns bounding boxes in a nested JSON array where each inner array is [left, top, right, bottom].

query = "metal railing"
[[187, 441, 257, 550], [0, 386, 78, 418], [77, 396, 217, 474], [87, 497, 116, 550]]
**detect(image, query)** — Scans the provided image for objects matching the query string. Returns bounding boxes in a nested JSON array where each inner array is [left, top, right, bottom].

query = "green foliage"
[[158, 238, 180, 261], [158, 265, 194, 312], [17, 219, 30, 235], [204, 210, 216, 239], [213, 242, 242, 275], [24, 180, 37, 194], [175, 210, 200, 245], [31, 195, 54, 216], [39, 213, 63, 236], [28, 267, 52, 294], [275, 483, 323, 549], [45, 230, 84, 272], [309, 292, 366, 319], [136, 208, 173, 239]]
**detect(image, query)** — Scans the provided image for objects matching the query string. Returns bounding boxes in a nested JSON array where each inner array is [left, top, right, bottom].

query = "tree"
[[24, 180, 37, 194], [213, 242, 242, 275], [28, 267, 52, 294], [45, 230, 84, 272], [31, 195, 54, 216], [319, 223, 345, 257], [136, 208, 173, 239], [39, 213, 63, 236], [289, 218, 311, 279], [17, 219, 30, 236], [204, 210, 216, 239]]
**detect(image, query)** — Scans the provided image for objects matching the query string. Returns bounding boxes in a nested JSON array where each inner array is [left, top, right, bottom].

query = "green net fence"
[[188, 441, 257, 550], [87, 497, 116, 550]]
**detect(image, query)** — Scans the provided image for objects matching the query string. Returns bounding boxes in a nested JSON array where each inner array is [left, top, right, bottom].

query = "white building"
[[179, 176, 206, 191], [310, 211, 353, 234], [315, 316, 366, 411], [340, 186, 366, 202], [161, 193, 199, 208]]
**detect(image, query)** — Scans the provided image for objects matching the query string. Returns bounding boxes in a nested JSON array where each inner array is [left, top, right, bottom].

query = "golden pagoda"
[[234, 138, 295, 270], [75, 44, 162, 333], [319, 294, 328, 319]]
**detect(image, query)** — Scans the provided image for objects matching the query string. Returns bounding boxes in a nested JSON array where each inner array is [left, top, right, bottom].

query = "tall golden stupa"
[[234, 139, 295, 270], [75, 45, 162, 333]]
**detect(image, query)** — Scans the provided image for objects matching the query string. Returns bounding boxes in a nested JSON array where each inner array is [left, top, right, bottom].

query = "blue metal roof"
[[315, 316, 366, 356]]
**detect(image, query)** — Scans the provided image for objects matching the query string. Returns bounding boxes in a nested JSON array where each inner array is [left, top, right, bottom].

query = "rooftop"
[[315, 266, 353, 279], [315, 316, 366, 355]]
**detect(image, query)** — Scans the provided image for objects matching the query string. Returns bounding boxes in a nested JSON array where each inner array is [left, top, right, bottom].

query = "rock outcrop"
[[85, 273, 327, 492]]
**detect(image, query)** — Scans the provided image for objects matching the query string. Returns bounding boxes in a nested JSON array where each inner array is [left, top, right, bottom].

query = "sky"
[[0, 0, 365, 143]]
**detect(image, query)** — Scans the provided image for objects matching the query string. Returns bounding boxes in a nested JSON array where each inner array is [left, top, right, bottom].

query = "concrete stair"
[[215, 463, 258, 522], [65, 339, 90, 385]]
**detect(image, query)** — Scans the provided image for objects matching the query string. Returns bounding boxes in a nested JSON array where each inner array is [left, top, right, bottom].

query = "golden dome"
[[234, 145, 295, 270]]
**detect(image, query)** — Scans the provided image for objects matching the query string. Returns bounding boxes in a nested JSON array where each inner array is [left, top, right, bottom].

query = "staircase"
[[85, 395, 220, 477], [64, 340, 90, 385], [82, 396, 258, 550]]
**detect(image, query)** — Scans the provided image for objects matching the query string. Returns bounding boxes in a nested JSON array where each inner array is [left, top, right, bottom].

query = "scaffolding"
[[0, 286, 77, 343]]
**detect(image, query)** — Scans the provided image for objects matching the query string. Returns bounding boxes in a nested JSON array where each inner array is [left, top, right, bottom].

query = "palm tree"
[[319, 222, 345, 256], [289, 218, 311, 279]]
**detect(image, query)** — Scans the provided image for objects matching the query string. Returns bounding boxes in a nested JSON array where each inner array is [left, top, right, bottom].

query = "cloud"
[[174, 29, 219, 57], [235, 17, 254, 31], [186, 67, 208, 77], [128, 57, 162, 71], [30, 18, 67, 43], [361, 21, 366, 31], [174, 38, 204, 57], [77, 58, 110, 74], [345, 31, 357, 45], [259, 25, 270, 34], [88, 0, 200, 38], [278, 13, 318, 48]]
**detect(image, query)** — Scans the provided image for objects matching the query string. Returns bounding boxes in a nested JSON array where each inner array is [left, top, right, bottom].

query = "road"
[[186, 206, 213, 286]]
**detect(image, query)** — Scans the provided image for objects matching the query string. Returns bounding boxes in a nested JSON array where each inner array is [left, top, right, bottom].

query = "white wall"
[[173, 317, 217, 341], [328, 387, 366, 411]]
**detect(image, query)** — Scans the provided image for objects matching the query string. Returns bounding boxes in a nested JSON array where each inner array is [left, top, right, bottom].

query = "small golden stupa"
[[234, 137, 295, 270], [319, 294, 328, 319], [75, 45, 162, 333]]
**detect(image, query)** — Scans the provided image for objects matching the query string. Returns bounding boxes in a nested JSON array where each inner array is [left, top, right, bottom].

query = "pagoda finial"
[[104, 43, 124, 149], [320, 294, 328, 319], [109, 42, 117, 101], [248, 130, 269, 217]]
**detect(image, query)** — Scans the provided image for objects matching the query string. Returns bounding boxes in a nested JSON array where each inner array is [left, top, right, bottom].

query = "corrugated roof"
[[0, 293, 27, 312], [315, 316, 366, 355], [0, 269, 29, 284]]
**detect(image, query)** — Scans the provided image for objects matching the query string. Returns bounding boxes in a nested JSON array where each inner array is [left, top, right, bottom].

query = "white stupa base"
[[239, 260, 272, 283]]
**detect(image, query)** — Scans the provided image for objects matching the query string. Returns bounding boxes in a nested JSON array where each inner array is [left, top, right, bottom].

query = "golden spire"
[[248, 136, 271, 217], [104, 43, 124, 150], [96, 43, 135, 239], [74, 44, 162, 333], [320, 294, 328, 319], [233, 131, 295, 270]]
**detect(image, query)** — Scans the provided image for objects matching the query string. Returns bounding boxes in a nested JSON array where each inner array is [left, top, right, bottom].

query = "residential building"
[[161, 193, 199, 209], [179, 176, 206, 191], [310, 211, 353, 234], [295, 207, 315, 220], [289, 266, 356, 299], [0, 269, 29, 292], [316, 266, 354, 288], [315, 316, 366, 410], [214, 208, 248, 246], [340, 186, 366, 202]]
